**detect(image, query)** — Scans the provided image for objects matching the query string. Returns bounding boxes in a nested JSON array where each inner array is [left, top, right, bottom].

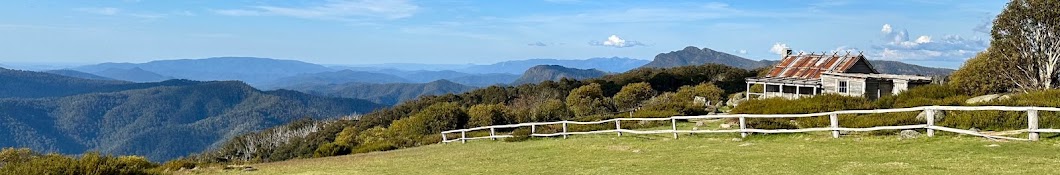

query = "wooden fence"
[[441, 106, 1060, 143]]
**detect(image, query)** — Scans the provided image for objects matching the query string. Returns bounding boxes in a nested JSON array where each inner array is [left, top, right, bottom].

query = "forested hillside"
[[0, 71, 384, 161], [0, 68, 197, 98], [285, 79, 478, 106], [185, 64, 755, 164]]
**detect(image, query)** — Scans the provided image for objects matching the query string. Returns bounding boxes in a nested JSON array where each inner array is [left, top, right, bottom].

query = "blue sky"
[[0, 0, 1005, 68]]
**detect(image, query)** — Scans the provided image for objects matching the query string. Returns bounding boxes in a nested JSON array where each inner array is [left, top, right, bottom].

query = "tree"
[[613, 82, 656, 111], [565, 83, 613, 117], [674, 83, 725, 104], [393, 102, 468, 135], [532, 99, 571, 122], [468, 104, 508, 127], [386, 102, 467, 146], [949, 51, 1014, 95], [992, 0, 1060, 91]]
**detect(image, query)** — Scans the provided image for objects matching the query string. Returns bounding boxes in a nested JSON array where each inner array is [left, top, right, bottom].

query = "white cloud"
[[590, 35, 645, 48], [737, 49, 748, 54], [870, 24, 987, 61], [769, 42, 790, 55], [74, 7, 173, 20], [915, 36, 931, 43], [215, 0, 419, 20], [528, 42, 548, 47], [76, 7, 120, 15]]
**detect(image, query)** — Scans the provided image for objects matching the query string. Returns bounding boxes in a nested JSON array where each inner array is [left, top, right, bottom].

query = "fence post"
[[442, 132, 448, 144], [926, 109, 935, 137], [489, 127, 496, 140], [562, 122, 569, 139], [739, 116, 748, 138], [671, 118, 678, 139], [461, 130, 467, 144], [830, 114, 839, 138], [1029, 109, 1039, 141], [615, 120, 622, 136]]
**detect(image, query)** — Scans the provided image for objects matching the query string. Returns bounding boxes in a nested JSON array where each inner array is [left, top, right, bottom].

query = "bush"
[[333, 126, 360, 147], [566, 83, 615, 117], [733, 94, 873, 129], [732, 94, 873, 114], [949, 51, 1012, 95], [613, 82, 656, 111], [0, 149, 162, 175], [313, 143, 351, 158], [880, 84, 969, 108], [468, 104, 509, 127]]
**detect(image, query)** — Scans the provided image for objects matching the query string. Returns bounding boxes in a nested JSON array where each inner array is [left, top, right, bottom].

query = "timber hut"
[[745, 49, 932, 100]]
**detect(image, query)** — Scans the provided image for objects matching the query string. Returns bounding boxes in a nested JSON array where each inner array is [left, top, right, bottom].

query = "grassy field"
[[184, 129, 1060, 175]]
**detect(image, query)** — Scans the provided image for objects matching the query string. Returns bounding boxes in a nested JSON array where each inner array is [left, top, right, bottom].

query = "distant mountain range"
[[869, 60, 954, 76], [512, 65, 608, 85], [66, 57, 642, 88], [446, 73, 521, 87], [642, 46, 771, 70], [285, 79, 478, 106], [93, 67, 174, 82], [44, 69, 115, 81], [0, 68, 384, 161], [459, 57, 649, 74], [73, 57, 334, 85], [261, 70, 412, 89]]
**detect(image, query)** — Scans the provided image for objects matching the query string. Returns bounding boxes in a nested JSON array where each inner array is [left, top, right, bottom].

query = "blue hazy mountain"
[[44, 69, 115, 81], [92, 67, 174, 82], [73, 57, 334, 85], [262, 70, 413, 89], [459, 57, 649, 74]]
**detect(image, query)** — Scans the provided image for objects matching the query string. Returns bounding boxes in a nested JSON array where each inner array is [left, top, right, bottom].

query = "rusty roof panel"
[[762, 53, 866, 79]]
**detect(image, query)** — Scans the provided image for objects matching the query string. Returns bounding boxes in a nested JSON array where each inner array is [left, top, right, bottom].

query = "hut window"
[[838, 80, 848, 93]]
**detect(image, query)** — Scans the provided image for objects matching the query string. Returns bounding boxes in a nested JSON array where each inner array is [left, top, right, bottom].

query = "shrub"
[[949, 51, 1013, 95], [882, 84, 969, 108], [333, 126, 360, 147], [313, 143, 351, 158], [613, 82, 656, 111], [732, 94, 873, 114], [567, 83, 615, 117], [468, 104, 509, 127], [733, 94, 873, 129]]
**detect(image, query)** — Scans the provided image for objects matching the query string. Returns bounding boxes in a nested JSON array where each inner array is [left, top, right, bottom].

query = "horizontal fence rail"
[[441, 106, 1060, 143]]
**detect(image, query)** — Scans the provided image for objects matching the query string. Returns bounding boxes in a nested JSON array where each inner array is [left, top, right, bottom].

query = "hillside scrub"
[[173, 64, 754, 165], [0, 148, 161, 175]]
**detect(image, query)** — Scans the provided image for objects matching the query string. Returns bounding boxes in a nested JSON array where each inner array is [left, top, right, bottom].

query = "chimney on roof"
[[783, 48, 792, 58]]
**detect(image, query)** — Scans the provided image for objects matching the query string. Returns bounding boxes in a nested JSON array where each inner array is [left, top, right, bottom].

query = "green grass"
[[184, 130, 1060, 175]]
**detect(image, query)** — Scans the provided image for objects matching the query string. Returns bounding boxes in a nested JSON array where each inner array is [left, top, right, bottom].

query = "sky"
[[0, 0, 1006, 68]]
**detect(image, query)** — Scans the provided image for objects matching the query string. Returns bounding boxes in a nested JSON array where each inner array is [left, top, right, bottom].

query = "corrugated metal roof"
[[765, 53, 871, 79]]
